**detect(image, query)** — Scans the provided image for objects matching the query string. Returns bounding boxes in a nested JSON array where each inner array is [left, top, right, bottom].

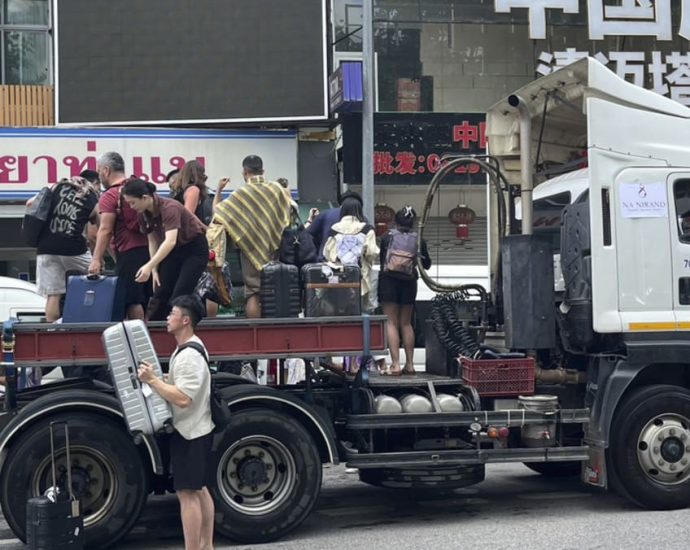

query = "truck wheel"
[[610, 384, 690, 509], [0, 412, 147, 549], [359, 465, 485, 490], [524, 462, 581, 477], [211, 408, 322, 543]]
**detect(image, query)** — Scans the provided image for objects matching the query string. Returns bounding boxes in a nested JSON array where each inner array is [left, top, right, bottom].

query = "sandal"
[[384, 368, 402, 376], [402, 368, 416, 375]]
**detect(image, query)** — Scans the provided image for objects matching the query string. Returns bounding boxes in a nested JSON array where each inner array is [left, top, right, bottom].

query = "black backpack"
[[279, 212, 317, 268], [176, 341, 232, 433], [195, 192, 215, 225]]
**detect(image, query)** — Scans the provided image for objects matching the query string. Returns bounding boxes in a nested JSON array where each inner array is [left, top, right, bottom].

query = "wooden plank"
[[0, 86, 6, 126]]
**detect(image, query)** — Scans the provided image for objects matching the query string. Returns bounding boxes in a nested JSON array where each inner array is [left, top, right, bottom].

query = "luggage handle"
[[49, 421, 77, 504]]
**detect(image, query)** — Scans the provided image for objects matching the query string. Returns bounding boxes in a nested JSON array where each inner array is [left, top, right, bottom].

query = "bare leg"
[[177, 490, 202, 550], [399, 304, 415, 373], [245, 294, 261, 319], [205, 300, 219, 318], [382, 302, 401, 373], [199, 487, 215, 550], [127, 303, 145, 320], [45, 294, 62, 322]]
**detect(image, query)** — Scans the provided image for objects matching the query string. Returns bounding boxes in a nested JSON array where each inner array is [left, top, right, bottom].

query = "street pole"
[[361, 0, 375, 223]]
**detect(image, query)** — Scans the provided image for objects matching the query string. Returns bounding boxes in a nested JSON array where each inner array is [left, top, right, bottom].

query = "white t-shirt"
[[168, 335, 214, 440]]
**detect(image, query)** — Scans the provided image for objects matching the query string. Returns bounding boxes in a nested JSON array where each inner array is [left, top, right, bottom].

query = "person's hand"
[[217, 177, 230, 193], [135, 263, 153, 283], [151, 268, 161, 292], [308, 207, 319, 222], [88, 258, 102, 275], [137, 361, 156, 384]]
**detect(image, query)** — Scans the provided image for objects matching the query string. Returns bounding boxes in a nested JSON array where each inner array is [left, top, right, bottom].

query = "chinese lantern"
[[448, 204, 476, 241], [374, 203, 395, 236]]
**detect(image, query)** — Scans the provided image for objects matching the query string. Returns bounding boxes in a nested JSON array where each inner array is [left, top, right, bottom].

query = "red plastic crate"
[[460, 356, 535, 397]]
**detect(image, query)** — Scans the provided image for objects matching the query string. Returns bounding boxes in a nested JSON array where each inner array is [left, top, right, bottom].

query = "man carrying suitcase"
[[137, 295, 215, 550], [89, 152, 150, 320]]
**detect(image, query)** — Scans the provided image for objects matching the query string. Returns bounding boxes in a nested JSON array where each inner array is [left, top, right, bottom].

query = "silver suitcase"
[[102, 320, 172, 436]]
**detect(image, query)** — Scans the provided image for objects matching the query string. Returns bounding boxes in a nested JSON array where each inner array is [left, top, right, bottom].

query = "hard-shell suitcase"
[[63, 274, 124, 323], [102, 320, 172, 436], [260, 261, 301, 318], [26, 422, 84, 550], [302, 263, 361, 317]]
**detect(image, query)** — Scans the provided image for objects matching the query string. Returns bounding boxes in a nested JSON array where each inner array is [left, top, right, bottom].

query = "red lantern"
[[374, 203, 395, 236], [448, 204, 476, 241]]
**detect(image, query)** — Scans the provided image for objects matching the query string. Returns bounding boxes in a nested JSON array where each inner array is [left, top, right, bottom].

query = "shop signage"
[[0, 128, 297, 199], [373, 113, 486, 185], [495, 1, 689, 41]]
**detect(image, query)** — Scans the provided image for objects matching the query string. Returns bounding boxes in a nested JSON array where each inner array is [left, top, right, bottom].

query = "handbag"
[[176, 341, 232, 433], [22, 186, 53, 247], [195, 262, 233, 306], [279, 213, 317, 268]]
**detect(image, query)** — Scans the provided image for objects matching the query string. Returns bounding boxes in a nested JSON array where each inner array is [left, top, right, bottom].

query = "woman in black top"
[[378, 206, 431, 375]]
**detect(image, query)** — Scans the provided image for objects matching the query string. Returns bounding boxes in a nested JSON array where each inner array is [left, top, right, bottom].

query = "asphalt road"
[[2, 463, 688, 549]]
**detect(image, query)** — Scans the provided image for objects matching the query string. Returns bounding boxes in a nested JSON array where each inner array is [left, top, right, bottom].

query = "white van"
[[0, 277, 46, 322]]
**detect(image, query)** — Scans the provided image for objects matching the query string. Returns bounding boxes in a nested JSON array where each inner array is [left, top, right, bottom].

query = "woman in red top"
[[122, 178, 208, 321]]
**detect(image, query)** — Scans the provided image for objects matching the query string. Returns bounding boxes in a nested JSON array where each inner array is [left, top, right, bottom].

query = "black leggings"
[[147, 236, 208, 321]]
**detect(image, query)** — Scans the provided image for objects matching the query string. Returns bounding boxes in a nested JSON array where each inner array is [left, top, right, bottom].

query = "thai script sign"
[[0, 128, 297, 199]]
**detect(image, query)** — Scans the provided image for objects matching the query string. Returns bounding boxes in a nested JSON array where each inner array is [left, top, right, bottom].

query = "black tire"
[[610, 384, 690, 510], [524, 461, 581, 477], [359, 464, 485, 490], [0, 412, 147, 549], [211, 408, 322, 543]]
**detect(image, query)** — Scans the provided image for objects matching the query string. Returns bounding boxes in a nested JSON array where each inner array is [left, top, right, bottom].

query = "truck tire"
[[610, 384, 690, 509], [211, 408, 322, 543], [524, 462, 581, 477], [359, 464, 485, 490], [0, 412, 147, 549]]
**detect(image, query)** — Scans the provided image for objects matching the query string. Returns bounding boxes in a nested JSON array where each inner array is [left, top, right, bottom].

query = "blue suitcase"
[[62, 274, 125, 323]]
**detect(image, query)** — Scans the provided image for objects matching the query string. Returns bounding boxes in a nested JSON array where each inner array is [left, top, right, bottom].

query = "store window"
[[333, 0, 688, 113], [1, 0, 51, 85]]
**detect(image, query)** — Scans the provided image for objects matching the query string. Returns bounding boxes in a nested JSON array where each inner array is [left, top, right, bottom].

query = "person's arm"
[[137, 361, 191, 408], [379, 234, 389, 268], [323, 234, 337, 263], [86, 205, 99, 254], [89, 212, 116, 274], [135, 230, 177, 283], [364, 229, 380, 263], [420, 238, 432, 270], [183, 186, 200, 214], [213, 178, 230, 212]]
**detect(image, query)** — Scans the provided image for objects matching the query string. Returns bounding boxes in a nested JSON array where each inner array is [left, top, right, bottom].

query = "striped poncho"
[[213, 175, 291, 271]]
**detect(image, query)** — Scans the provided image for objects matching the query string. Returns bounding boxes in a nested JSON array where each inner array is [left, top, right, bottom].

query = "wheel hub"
[[218, 436, 296, 515], [637, 414, 690, 484]]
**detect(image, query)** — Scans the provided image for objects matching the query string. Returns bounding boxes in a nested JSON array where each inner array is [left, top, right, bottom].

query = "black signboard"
[[342, 112, 487, 185], [55, 0, 327, 125]]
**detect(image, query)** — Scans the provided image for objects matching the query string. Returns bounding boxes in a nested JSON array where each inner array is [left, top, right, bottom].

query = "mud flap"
[[582, 443, 607, 488]]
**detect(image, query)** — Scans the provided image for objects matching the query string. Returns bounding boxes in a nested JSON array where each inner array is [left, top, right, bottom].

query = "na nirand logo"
[[638, 184, 647, 198]]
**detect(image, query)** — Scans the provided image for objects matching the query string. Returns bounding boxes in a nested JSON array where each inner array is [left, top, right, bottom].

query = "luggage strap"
[[50, 421, 79, 514]]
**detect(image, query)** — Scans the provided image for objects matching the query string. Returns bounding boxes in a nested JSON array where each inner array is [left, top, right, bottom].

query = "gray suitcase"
[[102, 320, 172, 437]]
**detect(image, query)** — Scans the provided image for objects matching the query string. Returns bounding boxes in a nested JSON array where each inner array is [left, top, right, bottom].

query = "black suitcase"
[[260, 262, 301, 318], [302, 263, 361, 317], [26, 422, 84, 550]]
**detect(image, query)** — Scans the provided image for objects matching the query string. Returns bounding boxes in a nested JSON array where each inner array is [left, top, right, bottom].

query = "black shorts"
[[170, 430, 214, 491], [378, 274, 418, 305], [115, 246, 151, 308]]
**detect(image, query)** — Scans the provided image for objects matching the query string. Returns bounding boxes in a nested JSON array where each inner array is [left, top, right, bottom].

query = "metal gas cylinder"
[[436, 393, 464, 412], [518, 395, 559, 447], [400, 394, 433, 413], [374, 395, 403, 414]]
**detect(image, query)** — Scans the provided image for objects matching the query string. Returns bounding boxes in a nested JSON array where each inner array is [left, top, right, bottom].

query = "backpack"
[[21, 186, 53, 247], [175, 341, 232, 433], [384, 229, 418, 279], [195, 192, 215, 225], [334, 232, 367, 266], [279, 212, 317, 268]]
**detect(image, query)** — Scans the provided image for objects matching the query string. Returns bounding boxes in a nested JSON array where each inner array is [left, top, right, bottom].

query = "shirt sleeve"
[[323, 234, 337, 263], [379, 234, 390, 268], [172, 350, 205, 401], [161, 202, 182, 231], [364, 229, 379, 263], [99, 188, 118, 215]]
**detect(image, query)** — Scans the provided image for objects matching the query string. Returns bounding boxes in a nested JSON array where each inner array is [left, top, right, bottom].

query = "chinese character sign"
[[371, 114, 487, 185], [495, 0, 690, 41]]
